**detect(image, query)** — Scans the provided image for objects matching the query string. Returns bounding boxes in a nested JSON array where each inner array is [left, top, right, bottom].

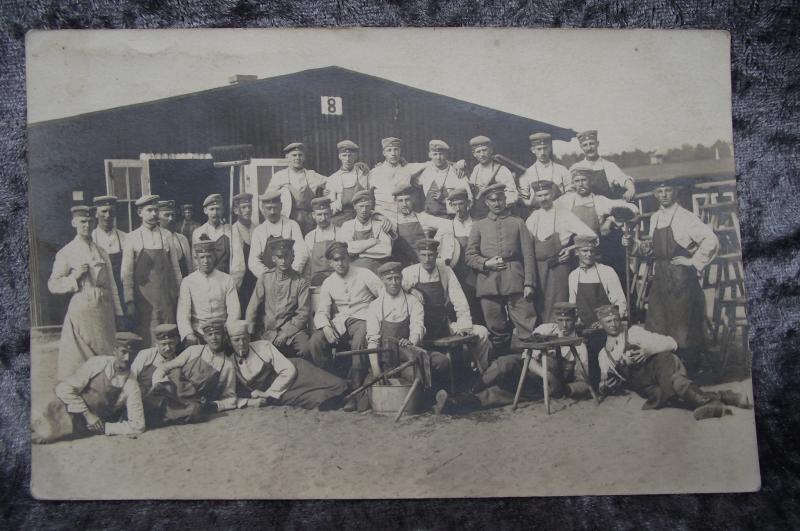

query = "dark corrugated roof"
[[29, 66, 577, 141]]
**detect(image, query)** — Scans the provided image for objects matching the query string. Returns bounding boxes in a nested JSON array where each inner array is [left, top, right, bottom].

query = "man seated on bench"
[[401, 238, 491, 374], [366, 261, 452, 414]]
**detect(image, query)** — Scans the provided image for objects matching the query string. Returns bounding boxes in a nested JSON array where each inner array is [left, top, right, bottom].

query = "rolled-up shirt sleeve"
[[408, 295, 426, 345], [54, 358, 106, 414], [628, 326, 678, 357], [366, 298, 382, 349], [313, 280, 335, 330], [685, 214, 719, 272]]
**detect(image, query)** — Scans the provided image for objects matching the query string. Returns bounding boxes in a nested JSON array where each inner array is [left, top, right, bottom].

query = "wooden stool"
[[422, 334, 477, 393]]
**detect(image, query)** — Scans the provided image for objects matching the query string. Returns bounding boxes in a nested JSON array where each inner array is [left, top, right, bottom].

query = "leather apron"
[[139, 355, 205, 426], [393, 212, 426, 267], [378, 296, 415, 383], [289, 171, 316, 235], [212, 229, 231, 274], [172, 233, 189, 277], [571, 196, 602, 234], [469, 162, 498, 220], [533, 228, 569, 323], [332, 172, 365, 227], [351, 222, 384, 273], [645, 223, 706, 351], [424, 178, 449, 218], [134, 230, 178, 348], [307, 228, 336, 287], [414, 268, 454, 340], [584, 164, 615, 198], [182, 346, 225, 402], [575, 266, 612, 328], [236, 224, 258, 309], [95, 230, 125, 305]]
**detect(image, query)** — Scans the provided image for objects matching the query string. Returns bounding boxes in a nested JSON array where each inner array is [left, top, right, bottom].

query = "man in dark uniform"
[[245, 238, 311, 360], [179, 204, 200, 245], [465, 183, 538, 357], [622, 179, 719, 371]]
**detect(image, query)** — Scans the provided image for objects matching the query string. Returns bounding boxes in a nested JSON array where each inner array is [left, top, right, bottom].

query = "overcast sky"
[[27, 28, 733, 156]]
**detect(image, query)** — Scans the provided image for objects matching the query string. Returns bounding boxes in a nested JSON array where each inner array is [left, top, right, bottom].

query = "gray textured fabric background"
[[2, 1, 799, 528]]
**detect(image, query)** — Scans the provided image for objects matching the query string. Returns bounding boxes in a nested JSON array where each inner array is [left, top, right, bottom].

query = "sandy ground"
[[30, 337, 760, 499]]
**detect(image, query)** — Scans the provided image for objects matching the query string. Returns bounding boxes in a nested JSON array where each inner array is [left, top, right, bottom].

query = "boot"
[[433, 390, 449, 415], [717, 390, 752, 409], [683, 384, 731, 421], [343, 371, 365, 413]]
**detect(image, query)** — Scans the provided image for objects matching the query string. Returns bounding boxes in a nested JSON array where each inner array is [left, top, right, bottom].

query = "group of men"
[[33, 130, 751, 444]]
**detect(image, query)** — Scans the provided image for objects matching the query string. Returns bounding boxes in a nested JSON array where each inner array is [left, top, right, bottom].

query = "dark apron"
[[289, 172, 316, 235], [534, 231, 569, 323], [107, 250, 124, 308], [237, 227, 258, 309], [571, 199, 602, 234], [258, 233, 284, 270], [415, 272, 454, 340], [81, 369, 124, 421], [585, 166, 614, 198], [452, 232, 484, 326], [171, 233, 189, 278], [424, 179, 449, 218], [182, 346, 224, 401], [378, 301, 415, 383], [139, 356, 205, 426], [351, 224, 384, 273], [393, 213, 426, 267], [307, 229, 336, 287], [575, 268, 611, 387], [212, 232, 231, 274], [469, 163, 498, 220], [134, 232, 178, 348], [646, 224, 706, 351], [236, 353, 348, 410], [332, 174, 365, 227]]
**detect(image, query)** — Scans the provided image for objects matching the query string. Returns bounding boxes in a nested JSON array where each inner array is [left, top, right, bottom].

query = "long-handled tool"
[[209, 144, 254, 272], [610, 207, 639, 323]]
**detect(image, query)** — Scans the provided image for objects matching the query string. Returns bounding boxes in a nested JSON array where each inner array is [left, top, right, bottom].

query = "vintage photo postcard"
[[27, 28, 759, 499]]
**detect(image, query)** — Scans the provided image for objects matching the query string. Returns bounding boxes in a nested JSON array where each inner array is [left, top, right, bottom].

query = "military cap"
[[552, 302, 578, 317], [157, 200, 176, 212], [70, 205, 94, 218], [480, 182, 507, 200], [203, 193, 224, 208], [283, 142, 305, 154], [337, 140, 359, 152], [574, 235, 599, 249], [351, 190, 373, 205], [529, 132, 553, 146], [530, 180, 554, 193], [268, 237, 295, 254], [469, 135, 492, 148], [115, 331, 142, 348], [259, 189, 283, 203], [428, 139, 450, 152], [414, 238, 440, 252], [571, 167, 594, 178], [381, 137, 403, 149], [134, 194, 160, 207], [201, 320, 226, 334], [653, 177, 692, 189], [311, 197, 332, 210], [392, 181, 415, 197], [594, 304, 619, 319], [225, 320, 251, 337], [325, 241, 349, 259], [576, 130, 598, 142], [447, 187, 470, 203], [232, 192, 253, 206], [92, 195, 118, 207], [153, 323, 179, 340], [193, 239, 217, 254], [181, 204, 194, 210], [377, 261, 403, 277]]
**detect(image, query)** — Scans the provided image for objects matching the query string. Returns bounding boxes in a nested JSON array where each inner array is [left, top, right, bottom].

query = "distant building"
[[649, 149, 667, 165]]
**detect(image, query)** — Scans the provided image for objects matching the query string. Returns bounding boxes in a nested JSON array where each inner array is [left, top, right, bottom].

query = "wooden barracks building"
[[28, 66, 576, 327]]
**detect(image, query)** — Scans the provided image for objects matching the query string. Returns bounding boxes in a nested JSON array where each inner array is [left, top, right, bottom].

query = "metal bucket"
[[369, 378, 424, 415]]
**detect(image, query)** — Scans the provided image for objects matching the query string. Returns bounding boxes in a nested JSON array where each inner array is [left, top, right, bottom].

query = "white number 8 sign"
[[321, 96, 343, 115]]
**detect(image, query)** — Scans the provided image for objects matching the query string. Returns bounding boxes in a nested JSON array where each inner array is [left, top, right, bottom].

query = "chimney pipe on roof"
[[229, 75, 258, 85]]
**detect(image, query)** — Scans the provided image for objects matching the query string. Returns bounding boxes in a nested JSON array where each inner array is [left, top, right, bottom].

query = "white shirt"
[[338, 216, 393, 260], [402, 263, 472, 330], [235, 340, 298, 401], [268, 168, 327, 218], [304, 225, 339, 250], [130, 347, 170, 380], [55, 356, 145, 436], [469, 162, 518, 205], [314, 266, 384, 334], [555, 192, 639, 224], [435, 215, 473, 266], [191, 221, 232, 245], [177, 269, 241, 339], [370, 161, 427, 216], [648, 203, 719, 272], [530, 322, 589, 377], [568, 263, 627, 319], [525, 207, 596, 246], [248, 216, 309, 277], [366, 291, 425, 348], [569, 158, 633, 188], [152, 344, 238, 411], [519, 160, 573, 195], [418, 164, 473, 214], [91, 226, 126, 255]]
